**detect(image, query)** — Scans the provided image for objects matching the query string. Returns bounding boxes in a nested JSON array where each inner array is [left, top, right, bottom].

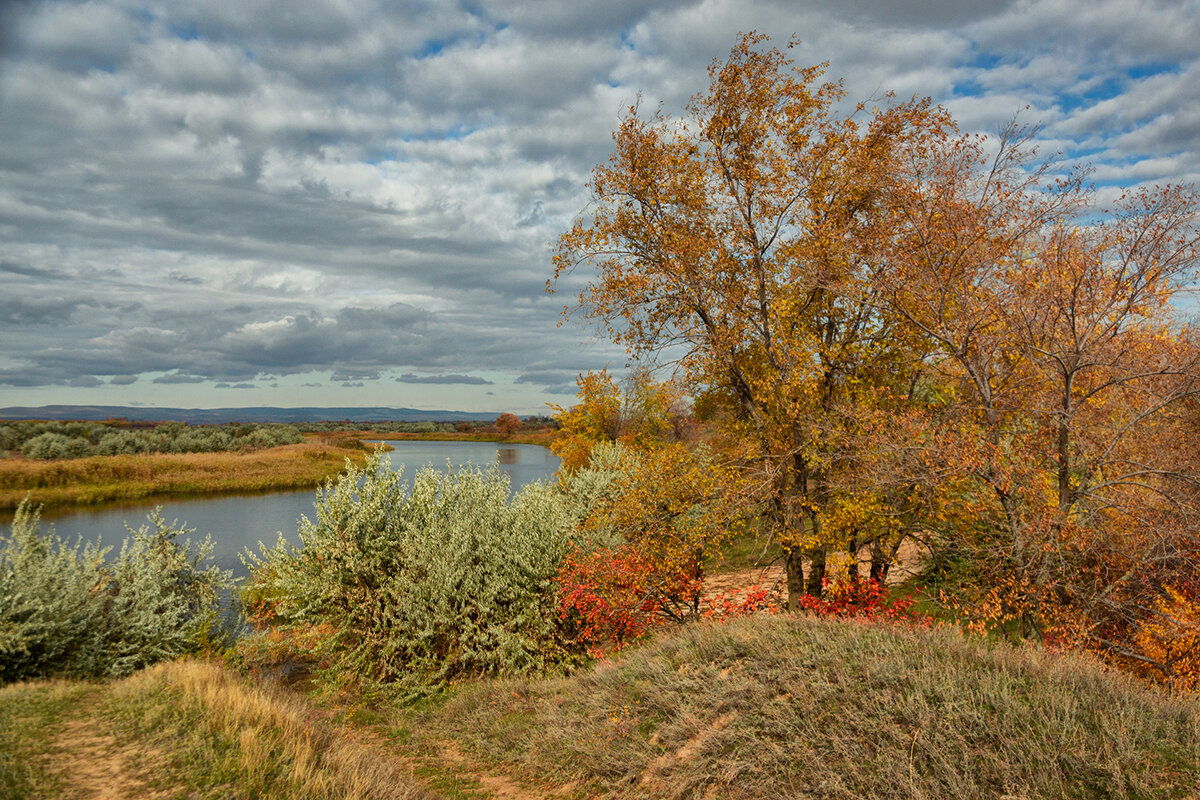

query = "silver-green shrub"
[[244, 453, 576, 691], [0, 500, 231, 682], [20, 432, 92, 460]]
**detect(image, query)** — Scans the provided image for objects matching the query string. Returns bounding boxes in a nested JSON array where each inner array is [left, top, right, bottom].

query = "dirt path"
[[703, 538, 927, 604], [435, 740, 566, 800], [43, 713, 171, 800]]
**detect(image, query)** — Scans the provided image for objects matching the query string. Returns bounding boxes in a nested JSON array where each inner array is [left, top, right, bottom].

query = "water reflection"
[[20, 441, 560, 581]]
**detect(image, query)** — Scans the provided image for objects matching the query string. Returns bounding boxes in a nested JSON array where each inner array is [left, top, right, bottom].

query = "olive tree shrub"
[[0, 501, 231, 682], [243, 453, 579, 692]]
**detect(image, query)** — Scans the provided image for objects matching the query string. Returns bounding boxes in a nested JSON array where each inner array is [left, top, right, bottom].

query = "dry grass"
[[6, 617, 1199, 798], [106, 659, 431, 800], [396, 614, 1200, 799], [0, 441, 369, 512]]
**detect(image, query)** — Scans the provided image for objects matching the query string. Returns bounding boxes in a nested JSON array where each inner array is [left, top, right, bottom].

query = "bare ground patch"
[[44, 714, 171, 800]]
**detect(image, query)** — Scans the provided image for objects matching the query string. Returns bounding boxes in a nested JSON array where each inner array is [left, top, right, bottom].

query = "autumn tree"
[[556, 440, 743, 651], [494, 412, 522, 436], [887, 119, 1200, 678], [552, 33, 948, 608], [549, 368, 691, 473]]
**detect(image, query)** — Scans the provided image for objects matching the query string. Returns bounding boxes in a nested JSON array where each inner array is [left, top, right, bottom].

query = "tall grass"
[[107, 659, 431, 800], [397, 614, 1200, 799], [0, 442, 368, 512]]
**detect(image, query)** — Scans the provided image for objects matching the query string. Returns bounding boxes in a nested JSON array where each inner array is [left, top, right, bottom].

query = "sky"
[[1, 0, 1197, 415]]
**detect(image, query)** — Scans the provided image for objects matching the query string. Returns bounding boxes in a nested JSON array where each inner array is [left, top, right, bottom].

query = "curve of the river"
[[21, 441, 560, 581]]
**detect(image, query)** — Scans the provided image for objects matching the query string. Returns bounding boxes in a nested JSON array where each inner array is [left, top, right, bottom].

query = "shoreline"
[[0, 431, 559, 518]]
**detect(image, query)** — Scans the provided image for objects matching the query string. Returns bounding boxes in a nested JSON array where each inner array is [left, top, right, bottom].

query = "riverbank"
[[351, 429, 558, 447], [0, 438, 371, 514], [0, 431, 560, 515]]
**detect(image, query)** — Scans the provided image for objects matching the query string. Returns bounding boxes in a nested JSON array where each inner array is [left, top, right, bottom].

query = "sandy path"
[[44, 715, 171, 800]]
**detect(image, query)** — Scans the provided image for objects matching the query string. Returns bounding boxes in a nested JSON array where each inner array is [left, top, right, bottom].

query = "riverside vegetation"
[[3, 443, 1199, 798], [3, 33, 1200, 798], [0, 418, 556, 512]]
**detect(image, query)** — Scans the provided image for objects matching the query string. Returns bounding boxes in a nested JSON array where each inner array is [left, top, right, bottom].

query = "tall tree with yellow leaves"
[[553, 33, 949, 608]]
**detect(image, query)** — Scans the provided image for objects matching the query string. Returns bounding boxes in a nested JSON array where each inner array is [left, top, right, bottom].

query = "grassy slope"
[[1, 660, 431, 800], [397, 615, 1200, 799], [6, 616, 1197, 799]]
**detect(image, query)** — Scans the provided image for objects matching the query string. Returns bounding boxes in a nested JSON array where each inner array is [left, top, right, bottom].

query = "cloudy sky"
[[1, 0, 1197, 414]]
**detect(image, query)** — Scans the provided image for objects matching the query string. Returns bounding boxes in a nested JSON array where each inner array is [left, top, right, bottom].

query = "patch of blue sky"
[[400, 125, 479, 143], [1125, 62, 1177, 81], [418, 37, 449, 58], [950, 50, 1004, 99], [1057, 62, 1178, 113], [363, 151, 400, 166], [170, 22, 201, 41]]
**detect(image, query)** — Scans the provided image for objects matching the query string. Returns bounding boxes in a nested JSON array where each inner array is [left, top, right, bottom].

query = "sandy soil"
[[44, 716, 170, 800]]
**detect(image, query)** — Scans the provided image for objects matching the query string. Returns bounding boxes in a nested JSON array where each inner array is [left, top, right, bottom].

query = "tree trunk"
[[846, 535, 860, 585], [786, 546, 805, 612], [806, 546, 826, 596]]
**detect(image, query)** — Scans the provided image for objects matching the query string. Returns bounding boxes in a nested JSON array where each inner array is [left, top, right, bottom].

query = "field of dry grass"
[[392, 614, 1200, 799], [0, 438, 370, 513], [3, 615, 1199, 799], [0, 660, 431, 800]]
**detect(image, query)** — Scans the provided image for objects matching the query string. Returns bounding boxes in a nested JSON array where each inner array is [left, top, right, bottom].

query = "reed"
[[0, 441, 369, 513]]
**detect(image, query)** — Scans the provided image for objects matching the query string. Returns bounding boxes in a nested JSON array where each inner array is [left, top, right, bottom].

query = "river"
[[16, 441, 561, 581]]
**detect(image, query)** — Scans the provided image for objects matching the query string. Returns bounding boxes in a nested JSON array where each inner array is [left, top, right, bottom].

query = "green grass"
[[105, 660, 431, 800], [707, 527, 783, 573], [0, 680, 97, 800], [0, 661, 432, 800]]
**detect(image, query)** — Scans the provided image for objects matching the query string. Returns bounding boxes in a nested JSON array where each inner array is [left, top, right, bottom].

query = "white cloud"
[[0, 0, 1194, 410]]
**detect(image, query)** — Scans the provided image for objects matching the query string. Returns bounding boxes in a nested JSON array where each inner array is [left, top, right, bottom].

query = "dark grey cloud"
[[515, 370, 578, 387], [396, 373, 494, 385], [0, 0, 1194, 411]]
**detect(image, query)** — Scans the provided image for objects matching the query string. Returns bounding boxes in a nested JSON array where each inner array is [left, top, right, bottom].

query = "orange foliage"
[[552, 31, 1200, 687]]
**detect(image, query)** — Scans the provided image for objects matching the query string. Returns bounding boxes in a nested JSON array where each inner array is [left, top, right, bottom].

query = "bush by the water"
[[241, 454, 579, 693], [0, 500, 231, 681], [0, 420, 304, 460]]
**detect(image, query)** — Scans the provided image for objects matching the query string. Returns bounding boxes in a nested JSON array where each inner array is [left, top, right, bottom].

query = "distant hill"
[[0, 405, 499, 424]]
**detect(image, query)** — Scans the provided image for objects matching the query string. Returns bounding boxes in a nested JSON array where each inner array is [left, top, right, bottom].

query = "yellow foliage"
[[1131, 587, 1200, 693]]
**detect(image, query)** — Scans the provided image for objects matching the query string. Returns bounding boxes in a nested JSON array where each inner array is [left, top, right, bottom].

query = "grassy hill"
[[4, 615, 1198, 799]]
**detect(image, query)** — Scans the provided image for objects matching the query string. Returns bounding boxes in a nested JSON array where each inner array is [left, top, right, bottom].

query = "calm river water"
[[19, 441, 560, 580]]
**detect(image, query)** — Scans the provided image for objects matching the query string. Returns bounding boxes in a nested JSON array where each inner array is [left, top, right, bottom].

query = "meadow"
[[3, 616, 1198, 800]]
